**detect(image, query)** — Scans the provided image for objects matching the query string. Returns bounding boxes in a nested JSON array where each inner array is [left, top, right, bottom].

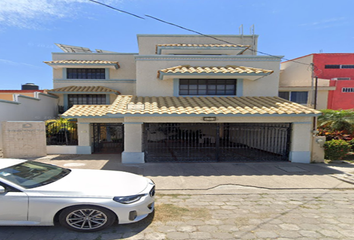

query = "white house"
[[45, 35, 321, 164]]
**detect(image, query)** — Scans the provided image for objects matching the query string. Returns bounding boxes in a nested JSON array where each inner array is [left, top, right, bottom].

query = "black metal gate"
[[92, 123, 124, 153], [144, 123, 291, 162]]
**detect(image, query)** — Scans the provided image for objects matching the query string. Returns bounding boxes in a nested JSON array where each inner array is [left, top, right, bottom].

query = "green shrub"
[[324, 139, 351, 160], [349, 139, 354, 151]]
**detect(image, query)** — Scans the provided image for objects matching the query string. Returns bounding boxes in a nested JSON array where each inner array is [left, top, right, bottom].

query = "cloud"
[[0, 0, 122, 29], [0, 59, 39, 68], [299, 17, 348, 29]]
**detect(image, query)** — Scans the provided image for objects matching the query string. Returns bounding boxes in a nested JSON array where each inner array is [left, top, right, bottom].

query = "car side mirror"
[[0, 185, 6, 194]]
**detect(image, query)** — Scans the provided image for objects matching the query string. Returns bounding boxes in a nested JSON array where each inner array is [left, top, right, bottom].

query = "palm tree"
[[318, 109, 354, 134], [46, 118, 77, 145]]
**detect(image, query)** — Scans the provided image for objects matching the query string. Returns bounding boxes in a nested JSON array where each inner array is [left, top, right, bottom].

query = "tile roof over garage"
[[62, 95, 321, 117], [49, 86, 121, 94]]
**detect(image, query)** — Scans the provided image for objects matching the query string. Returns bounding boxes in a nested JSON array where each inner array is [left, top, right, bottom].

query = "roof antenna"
[[239, 24, 243, 44], [250, 25, 255, 55]]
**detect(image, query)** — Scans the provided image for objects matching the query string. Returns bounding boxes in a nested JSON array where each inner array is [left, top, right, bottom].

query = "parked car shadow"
[[0, 211, 155, 240]]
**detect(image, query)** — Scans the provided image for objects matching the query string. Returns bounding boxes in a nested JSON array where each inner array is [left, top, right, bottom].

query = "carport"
[[144, 123, 291, 162]]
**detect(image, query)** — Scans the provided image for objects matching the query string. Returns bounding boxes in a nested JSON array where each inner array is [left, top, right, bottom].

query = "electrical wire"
[[87, 0, 145, 20], [88, 0, 312, 67]]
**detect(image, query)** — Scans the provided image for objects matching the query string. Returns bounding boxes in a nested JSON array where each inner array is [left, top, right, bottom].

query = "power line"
[[88, 0, 311, 66], [87, 0, 145, 20]]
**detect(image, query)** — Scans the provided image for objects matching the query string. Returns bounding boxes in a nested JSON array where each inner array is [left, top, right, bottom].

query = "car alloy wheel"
[[59, 205, 115, 232]]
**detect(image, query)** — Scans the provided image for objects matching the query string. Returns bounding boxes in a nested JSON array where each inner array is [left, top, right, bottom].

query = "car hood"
[[26, 169, 150, 197]]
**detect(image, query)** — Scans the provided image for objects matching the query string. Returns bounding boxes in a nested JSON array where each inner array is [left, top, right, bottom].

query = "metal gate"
[[144, 123, 291, 162], [92, 123, 124, 153]]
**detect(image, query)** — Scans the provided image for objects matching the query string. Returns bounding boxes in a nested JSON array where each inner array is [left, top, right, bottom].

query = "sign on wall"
[[1, 121, 46, 158]]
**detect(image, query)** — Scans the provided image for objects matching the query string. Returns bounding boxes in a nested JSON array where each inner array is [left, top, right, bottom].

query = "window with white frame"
[[342, 88, 354, 93], [278, 91, 308, 104]]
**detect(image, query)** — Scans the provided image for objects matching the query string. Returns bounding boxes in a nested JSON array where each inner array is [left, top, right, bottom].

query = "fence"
[[46, 121, 78, 145]]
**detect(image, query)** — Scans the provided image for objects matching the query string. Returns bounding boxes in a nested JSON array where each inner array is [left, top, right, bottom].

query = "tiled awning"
[[44, 60, 120, 69], [157, 65, 274, 80], [156, 43, 250, 55], [49, 86, 121, 94], [62, 95, 320, 117]]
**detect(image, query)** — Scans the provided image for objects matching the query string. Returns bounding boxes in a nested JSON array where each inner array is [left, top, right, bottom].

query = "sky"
[[0, 0, 353, 90]]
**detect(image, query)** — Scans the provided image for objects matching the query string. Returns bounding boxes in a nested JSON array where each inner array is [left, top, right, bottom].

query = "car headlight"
[[113, 194, 147, 204]]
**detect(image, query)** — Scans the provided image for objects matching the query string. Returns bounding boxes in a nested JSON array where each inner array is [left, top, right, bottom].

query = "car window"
[[0, 181, 21, 192], [0, 161, 71, 189]]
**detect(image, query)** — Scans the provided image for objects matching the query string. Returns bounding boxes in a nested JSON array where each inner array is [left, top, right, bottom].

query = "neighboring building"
[[0, 83, 45, 101], [0, 84, 58, 150], [280, 53, 354, 110], [45, 35, 321, 163]]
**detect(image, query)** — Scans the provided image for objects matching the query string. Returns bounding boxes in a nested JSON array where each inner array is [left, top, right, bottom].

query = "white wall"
[[0, 93, 58, 148]]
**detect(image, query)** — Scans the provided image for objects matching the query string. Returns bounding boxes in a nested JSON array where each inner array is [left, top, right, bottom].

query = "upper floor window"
[[68, 94, 106, 108], [325, 65, 354, 69], [179, 79, 236, 95], [67, 68, 105, 79], [279, 91, 308, 104]]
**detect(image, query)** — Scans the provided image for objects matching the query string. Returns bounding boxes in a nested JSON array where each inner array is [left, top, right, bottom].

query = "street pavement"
[[0, 154, 353, 239]]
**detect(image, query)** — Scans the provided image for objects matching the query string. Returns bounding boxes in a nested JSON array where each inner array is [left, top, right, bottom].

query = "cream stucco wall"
[[279, 55, 333, 109], [51, 53, 137, 95], [135, 56, 281, 97]]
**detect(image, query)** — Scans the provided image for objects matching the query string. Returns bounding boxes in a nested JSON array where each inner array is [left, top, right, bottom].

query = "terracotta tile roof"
[[158, 65, 274, 78], [157, 43, 250, 48], [63, 95, 320, 117], [44, 60, 120, 69], [49, 86, 120, 94], [65, 105, 110, 117], [44, 60, 118, 65]]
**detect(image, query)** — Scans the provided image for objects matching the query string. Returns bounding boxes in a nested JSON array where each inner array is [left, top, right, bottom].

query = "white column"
[[289, 122, 312, 163], [77, 122, 91, 154], [122, 122, 144, 163]]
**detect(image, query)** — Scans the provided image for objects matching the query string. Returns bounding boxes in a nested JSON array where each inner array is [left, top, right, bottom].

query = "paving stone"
[[211, 232, 234, 239], [318, 229, 344, 238], [176, 225, 197, 232], [166, 232, 190, 239], [279, 223, 301, 231], [299, 230, 322, 238], [254, 230, 279, 238], [144, 232, 166, 240], [189, 231, 212, 239]]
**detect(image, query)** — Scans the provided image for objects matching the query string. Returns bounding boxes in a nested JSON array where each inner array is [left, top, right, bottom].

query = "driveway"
[[1, 154, 354, 239], [30, 154, 354, 193]]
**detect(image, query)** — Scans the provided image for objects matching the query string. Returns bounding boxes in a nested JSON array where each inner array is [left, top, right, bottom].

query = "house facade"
[[280, 53, 354, 110], [45, 35, 321, 164]]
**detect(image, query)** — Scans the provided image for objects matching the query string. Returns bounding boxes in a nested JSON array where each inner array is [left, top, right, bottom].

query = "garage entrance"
[[92, 123, 124, 153], [144, 123, 291, 162]]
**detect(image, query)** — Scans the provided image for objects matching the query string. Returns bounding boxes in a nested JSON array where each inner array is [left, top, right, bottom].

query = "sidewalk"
[[29, 154, 354, 193]]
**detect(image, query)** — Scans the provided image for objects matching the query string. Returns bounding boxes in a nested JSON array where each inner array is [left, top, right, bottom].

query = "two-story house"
[[45, 35, 320, 164], [279, 53, 354, 110]]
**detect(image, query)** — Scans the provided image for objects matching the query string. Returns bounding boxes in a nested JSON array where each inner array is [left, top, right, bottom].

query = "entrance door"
[[92, 123, 124, 153]]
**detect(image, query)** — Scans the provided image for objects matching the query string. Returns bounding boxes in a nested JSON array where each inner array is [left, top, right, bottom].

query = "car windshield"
[[0, 161, 71, 189]]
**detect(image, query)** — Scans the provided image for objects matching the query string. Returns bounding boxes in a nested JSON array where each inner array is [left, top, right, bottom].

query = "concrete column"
[[289, 122, 312, 163], [122, 122, 144, 163], [77, 122, 91, 154]]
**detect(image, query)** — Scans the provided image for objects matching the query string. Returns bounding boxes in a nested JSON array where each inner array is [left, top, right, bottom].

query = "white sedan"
[[0, 159, 155, 232]]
